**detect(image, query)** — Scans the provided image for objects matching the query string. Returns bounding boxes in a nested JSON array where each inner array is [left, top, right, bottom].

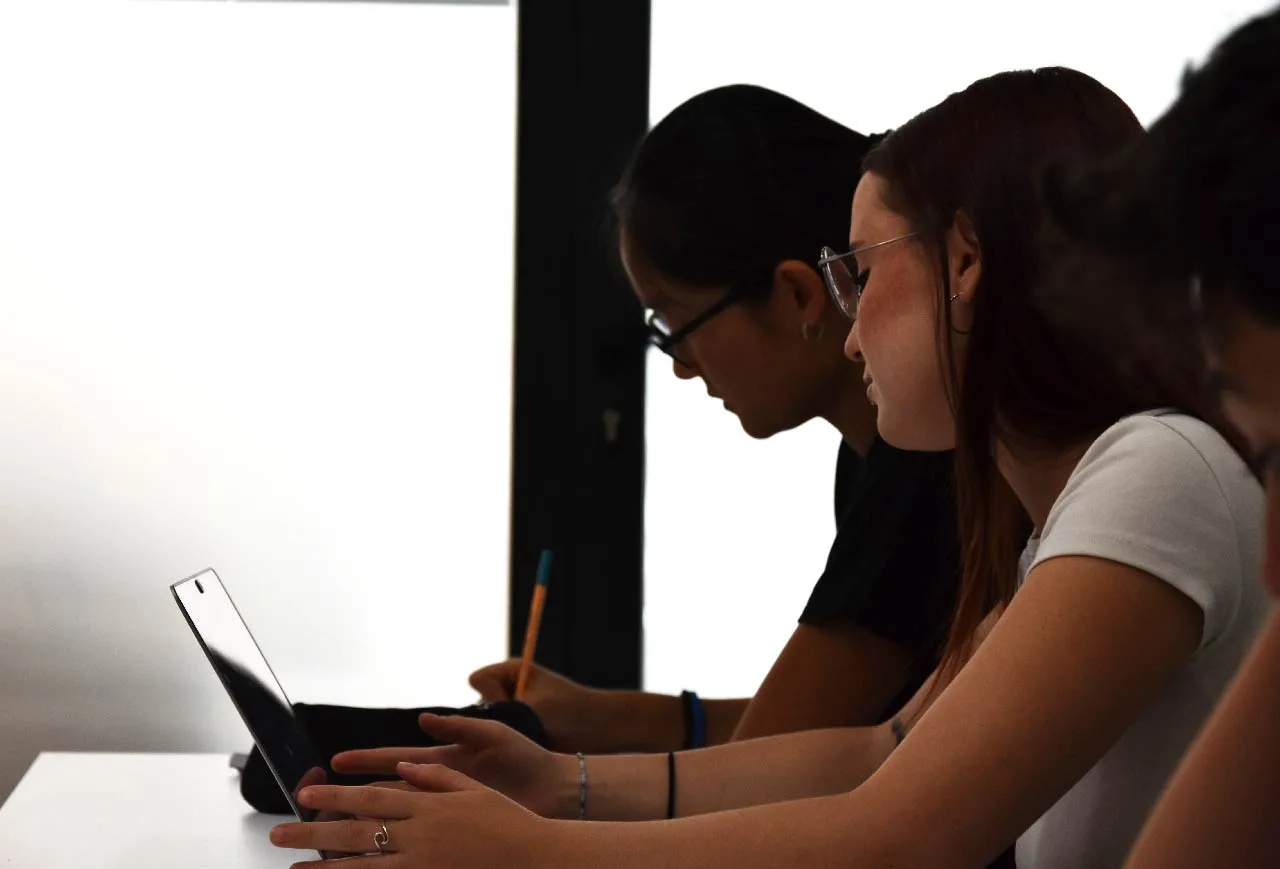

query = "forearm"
[[595, 691, 747, 752], [581, 724, 894, 821], [564, 792, 915, 869]]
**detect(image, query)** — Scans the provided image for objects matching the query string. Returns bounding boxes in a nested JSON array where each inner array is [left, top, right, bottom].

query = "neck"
[[823, 373, 879, 457], [995, 439, 1089, 533]]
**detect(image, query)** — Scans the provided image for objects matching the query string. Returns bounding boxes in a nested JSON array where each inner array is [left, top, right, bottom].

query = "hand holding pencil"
[[469, 548, 619, 750]]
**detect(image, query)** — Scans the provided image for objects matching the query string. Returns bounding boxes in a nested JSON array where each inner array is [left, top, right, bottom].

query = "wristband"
[[680, 690, 706, 750]]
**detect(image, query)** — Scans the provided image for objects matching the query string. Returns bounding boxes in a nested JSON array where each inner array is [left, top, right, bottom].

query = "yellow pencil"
[[515, 549, 553, 701]]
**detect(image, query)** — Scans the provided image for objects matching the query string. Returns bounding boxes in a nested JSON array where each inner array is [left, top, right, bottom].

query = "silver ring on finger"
[[373, 821, 392, 854]]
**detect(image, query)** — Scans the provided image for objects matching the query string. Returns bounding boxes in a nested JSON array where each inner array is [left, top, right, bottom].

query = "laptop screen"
[[172, 569, 332, 822]]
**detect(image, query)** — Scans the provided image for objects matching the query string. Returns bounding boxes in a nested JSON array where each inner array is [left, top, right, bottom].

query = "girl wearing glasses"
[[270, 68, 1268, 869], [465, 85, 966, 764]]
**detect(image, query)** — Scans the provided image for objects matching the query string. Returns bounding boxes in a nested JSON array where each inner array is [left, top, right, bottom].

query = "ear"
[[772, 259, 829, 330], [945, 211, 982, 303]]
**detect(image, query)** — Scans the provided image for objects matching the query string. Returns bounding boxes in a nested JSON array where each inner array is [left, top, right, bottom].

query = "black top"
[[799, 438, 959, 718]]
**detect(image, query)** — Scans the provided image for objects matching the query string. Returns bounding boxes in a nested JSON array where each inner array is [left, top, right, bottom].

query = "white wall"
[[643, 0, 1277, 698], [0, 0, 516, 801]]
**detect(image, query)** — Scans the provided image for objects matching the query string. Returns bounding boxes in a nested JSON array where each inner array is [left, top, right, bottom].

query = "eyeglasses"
[[645, 290, 742, 366], [818, 232, 920, 320]]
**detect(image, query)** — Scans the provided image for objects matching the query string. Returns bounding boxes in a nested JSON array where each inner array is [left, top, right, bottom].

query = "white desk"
[[0, 753, 295, 868]]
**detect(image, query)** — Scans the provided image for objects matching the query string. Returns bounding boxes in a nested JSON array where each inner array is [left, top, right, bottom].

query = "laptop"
[[171, 568, 342, 856]]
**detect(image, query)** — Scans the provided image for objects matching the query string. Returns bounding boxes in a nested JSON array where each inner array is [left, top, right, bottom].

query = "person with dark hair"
[[465, 84, 961, 756], [266, 70, 1267, 869], [1038, 7, 1280, 357], [1034, 8, 1280, 867]]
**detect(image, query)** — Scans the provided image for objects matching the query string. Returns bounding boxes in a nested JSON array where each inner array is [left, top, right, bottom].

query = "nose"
[[673, 356, 698, 380], [843, 319, 864, 363]]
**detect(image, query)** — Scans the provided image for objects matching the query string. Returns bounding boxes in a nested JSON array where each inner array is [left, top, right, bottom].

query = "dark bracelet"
[[679, 690, 706, 750], [666, 750, 676, 819]]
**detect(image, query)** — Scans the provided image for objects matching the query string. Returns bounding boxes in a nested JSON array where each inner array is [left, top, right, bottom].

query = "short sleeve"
[[1030, 414, 1262, 649], [800, 440, 960, 660], [833, 440, 861, 522]]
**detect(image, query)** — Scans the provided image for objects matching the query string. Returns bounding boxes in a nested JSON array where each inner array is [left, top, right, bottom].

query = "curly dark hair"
[[1038, 6, 1280, 350]]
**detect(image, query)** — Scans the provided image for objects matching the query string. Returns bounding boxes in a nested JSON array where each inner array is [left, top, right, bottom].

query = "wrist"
[[571, 748, 669, 822], [550, 751, 584, 821], [592, 689, 683, 753]]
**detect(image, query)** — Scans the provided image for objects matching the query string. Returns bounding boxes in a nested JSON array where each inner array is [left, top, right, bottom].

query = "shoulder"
[[833, 440, 956, 552], [862, 438, 954, 493], [834, 440, 861, 515], [1036, 412, 1264, 647], [806, 440, 958, 651], [1077, 412, 1248, 481], [834, 438, 953, 515], [1051, 412, 1259, 536]]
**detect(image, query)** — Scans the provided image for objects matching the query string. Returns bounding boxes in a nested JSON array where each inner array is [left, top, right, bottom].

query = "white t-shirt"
[[1015, 411, 1269, 869]]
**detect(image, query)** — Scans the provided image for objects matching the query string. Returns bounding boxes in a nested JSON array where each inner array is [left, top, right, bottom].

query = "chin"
[[732, 410, 791, 441], [876, 409, 954, 452], [736, 416, 778, 440]]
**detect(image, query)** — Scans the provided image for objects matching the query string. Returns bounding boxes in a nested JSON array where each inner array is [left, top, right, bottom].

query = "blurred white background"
[[0, 0, 515, 800], [643, 0, 1278, 699]]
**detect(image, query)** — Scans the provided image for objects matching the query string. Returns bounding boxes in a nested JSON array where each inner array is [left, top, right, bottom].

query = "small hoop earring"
[[949, 292, 960, 302], [802, 322, 825, 342]]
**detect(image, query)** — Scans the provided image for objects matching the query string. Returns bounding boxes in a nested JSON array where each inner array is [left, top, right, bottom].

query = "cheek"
[[851, 279, 897, 372], [1218, 394, 1256, 446], [687, 321, 772, 392], [1218, 392, 1280, 456], [855, 269, 932, 385]]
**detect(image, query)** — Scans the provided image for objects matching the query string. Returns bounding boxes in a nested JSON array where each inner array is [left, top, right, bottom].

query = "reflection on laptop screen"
[[172, 569, 330, 821]]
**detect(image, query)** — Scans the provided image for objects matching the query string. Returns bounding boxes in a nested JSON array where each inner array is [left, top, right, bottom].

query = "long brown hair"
[[863, 68, 1226, 677]]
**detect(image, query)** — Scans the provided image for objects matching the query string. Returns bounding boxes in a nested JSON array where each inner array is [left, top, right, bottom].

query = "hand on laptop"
[[270, 763, 558, 867], [331, 713, 577, 820], [469, 659, 611, 752]]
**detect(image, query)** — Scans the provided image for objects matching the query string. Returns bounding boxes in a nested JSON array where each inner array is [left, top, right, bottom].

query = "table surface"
[[0, 752, 297, 868]]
